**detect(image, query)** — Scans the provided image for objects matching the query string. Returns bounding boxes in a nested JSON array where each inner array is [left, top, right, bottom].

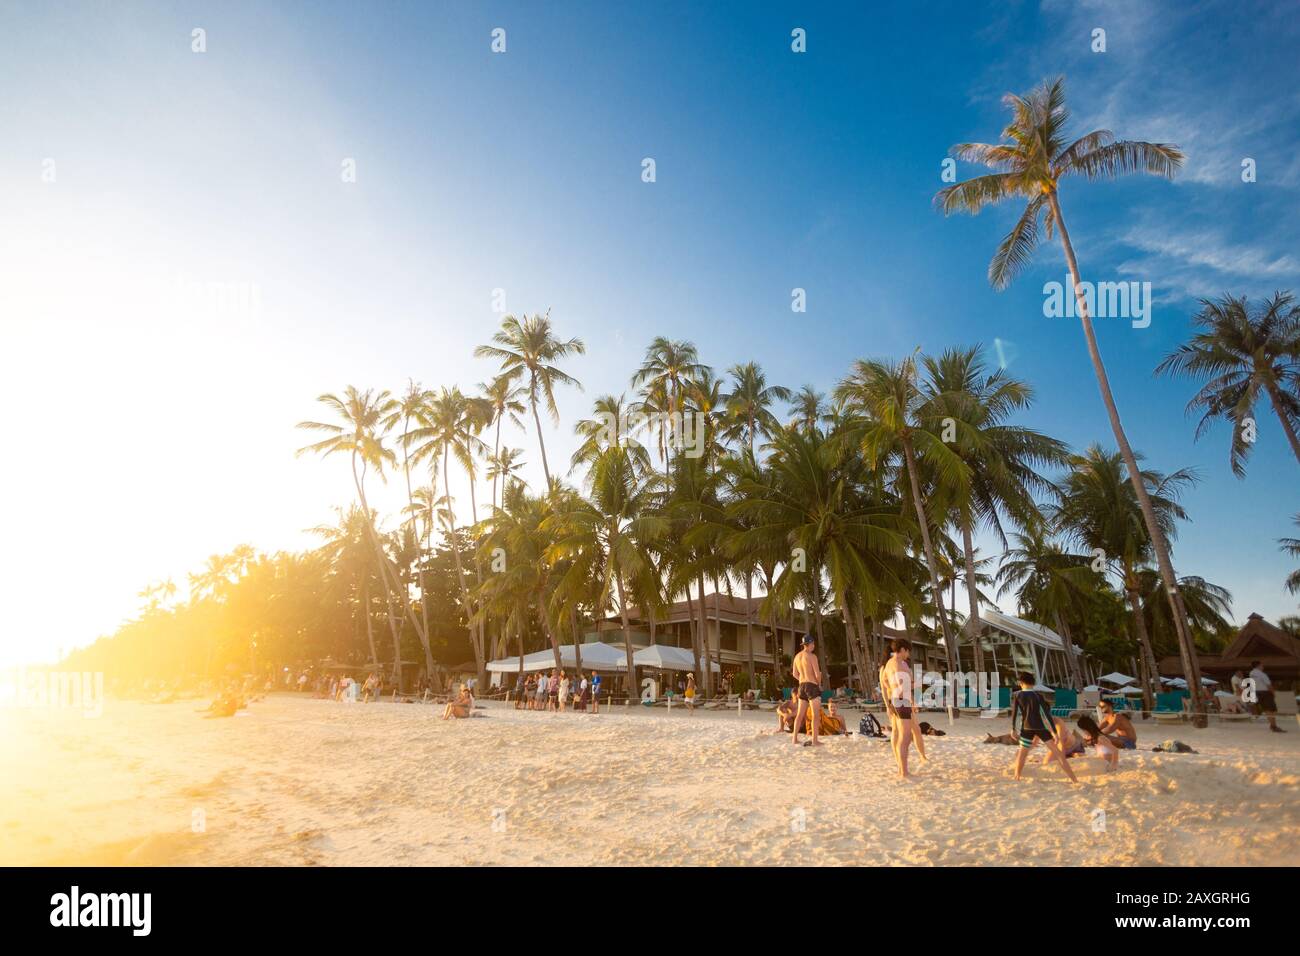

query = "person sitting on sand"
[[776, 693, 797, 733], [1096, 699, 1137, 751], [818, 700, 846, 735], [1079, 710, 1124, 772], [442, 685, 474, 720], [1011, 672, 1077, 783]]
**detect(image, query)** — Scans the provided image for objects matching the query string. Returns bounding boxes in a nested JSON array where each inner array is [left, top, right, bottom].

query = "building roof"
[[1159, 612, 1300, 678], [981, 608, 1084, 655]]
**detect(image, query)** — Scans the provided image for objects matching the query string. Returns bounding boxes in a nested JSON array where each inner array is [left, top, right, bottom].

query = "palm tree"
[[934, 76, 1208, 720], [476, 482, 564, 671], [728, 423, 917, 697], [836, 356, 970, 707], [486, 447, 527, 492], [920, 345, 1070, 678], [1156, 291, 1300, 474], [407, 387, 490, 683], [310, 505, 382, 668], [632, 337, 708, 469], [550, 445, 666, 688], [1052, 445, 1197, 711], [995, 525, 1099, 687], [296, 387, 409, 688], [1280, 515, 1300, 595], [788, 385, 828, 434], [475, 312, 585, 491], [479, 375, 529, 509], [722, 362, 792, 454]]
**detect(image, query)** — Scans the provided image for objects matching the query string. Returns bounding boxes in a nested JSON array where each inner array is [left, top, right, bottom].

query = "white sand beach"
[[2, 694, 1297, 866]]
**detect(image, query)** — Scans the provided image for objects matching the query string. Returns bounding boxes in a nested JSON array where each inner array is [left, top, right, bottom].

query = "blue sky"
[[1, 0, 1297, 664]]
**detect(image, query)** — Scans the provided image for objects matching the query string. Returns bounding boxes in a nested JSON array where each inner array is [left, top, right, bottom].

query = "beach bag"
[[859, 713, 887, 738]]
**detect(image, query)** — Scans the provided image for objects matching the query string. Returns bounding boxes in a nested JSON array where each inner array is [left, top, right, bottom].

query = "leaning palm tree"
[[934, 77, 1207, 718], [836, 356, 971, 699], [920, 345, 1069, 677], [1156, 291, 1300, 474], [475, 312, 585, 491]]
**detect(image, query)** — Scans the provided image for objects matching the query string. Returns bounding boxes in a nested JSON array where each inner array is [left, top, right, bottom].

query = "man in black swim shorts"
[[790, 635, 823, 747]]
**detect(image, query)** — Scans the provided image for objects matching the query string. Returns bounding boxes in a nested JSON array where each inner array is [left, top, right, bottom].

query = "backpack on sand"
[[858, 712, 887, 738]]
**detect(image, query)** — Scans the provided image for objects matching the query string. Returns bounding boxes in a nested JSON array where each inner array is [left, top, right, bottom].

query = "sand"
[[1, 694, 1297, 866]]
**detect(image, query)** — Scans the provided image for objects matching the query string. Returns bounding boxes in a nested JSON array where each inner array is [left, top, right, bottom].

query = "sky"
[[1, 0, 1297, 667]]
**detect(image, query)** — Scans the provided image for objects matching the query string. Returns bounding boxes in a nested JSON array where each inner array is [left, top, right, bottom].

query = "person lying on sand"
[[983, 732, 1018, 745], [1011, 672, 1077, 783], [917, 721, 945, 737], [441, 685, 474, 720]]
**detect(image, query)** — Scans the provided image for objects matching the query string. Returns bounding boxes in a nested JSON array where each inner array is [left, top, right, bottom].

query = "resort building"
[[1159, 612, 1300, 684], [590, 593, 801, 683]]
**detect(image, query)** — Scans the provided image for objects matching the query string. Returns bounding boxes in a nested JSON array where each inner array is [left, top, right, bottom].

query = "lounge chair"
[[1050, 688, 1080, 718], [1153, 692, 1187, 724]]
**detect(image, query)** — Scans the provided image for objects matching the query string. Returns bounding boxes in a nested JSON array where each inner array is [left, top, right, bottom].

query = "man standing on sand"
[[1247, 660, 1284, 733], [791, 635, 823, 748]]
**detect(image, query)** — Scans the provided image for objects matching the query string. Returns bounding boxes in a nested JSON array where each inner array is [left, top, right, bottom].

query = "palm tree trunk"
[[697, 574, 713, 696], [744, 572, 756, 688], [351, 453, 407, 691], [901, 437, 959, 721], [1048, 191, 1206, 724], [614, 570, 637, 699], [362, 581, 378, 667], [571, 606, 583, 672], [960, 523, 985, 675], [1052, 609, 1084, 689], [442, 447, 482, 683], [684, 585, 701, 678], [529, 371, 553, 491], [537, 587, 562, 671], [401, 450, 437, 688], [1125, 585, 1160, 714], [467, 472, 488, 692], [1264, 380, 1300, 466]]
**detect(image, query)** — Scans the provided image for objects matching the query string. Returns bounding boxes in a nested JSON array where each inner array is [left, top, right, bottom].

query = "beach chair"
[[1154, 692, 1187, 724], [782, 687, 793, 702], [1050, 688, 1080, 718]]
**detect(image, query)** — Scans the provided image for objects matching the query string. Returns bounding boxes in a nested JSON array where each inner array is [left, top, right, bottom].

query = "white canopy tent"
[[979, 608, 1092, 687], [1098, 672, 1137, 686], [485, 641, 630, 674], [633, 645, 720, 673]]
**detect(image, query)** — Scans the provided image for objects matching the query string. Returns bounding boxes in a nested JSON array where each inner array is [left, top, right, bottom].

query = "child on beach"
[[1011, 672, 1077, 783]]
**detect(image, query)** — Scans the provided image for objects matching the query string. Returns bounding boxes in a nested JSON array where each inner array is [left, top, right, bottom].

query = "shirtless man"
[[791, 635, 823, 748], [1095, 699, 1137, 770]]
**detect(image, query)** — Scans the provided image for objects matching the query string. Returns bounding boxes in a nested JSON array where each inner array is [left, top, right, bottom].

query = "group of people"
[[513, 669, 603, 713]]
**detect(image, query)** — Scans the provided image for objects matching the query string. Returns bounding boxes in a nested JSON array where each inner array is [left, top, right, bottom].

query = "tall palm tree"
[[1156, 291, 1300, 474], [632, 337, 707, 470], [1052, 445, 1197, 710], [475, 312, 585, 491], [836, 356, 970, 707], [479, 375, 529, 509], [934, 76, 1207, 720], [408, 386, 490, 683], [722, 362, 792, 454], [296, 387, 409, 688], [920, 345, 1070, 678], [550, 445, 666, 687]]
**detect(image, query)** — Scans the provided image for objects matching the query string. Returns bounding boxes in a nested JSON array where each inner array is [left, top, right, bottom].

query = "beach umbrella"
[[1082, 684, 1101, 692], [1098, 672, 1136, 686], [1119, 685, 1145, 695]]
